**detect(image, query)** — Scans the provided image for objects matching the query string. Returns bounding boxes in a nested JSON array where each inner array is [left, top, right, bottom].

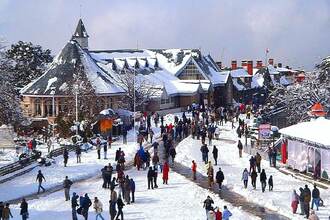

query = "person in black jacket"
[[75, 145, 81, 163], [81, 193, 92, 220], [115, 195, 125, 220], [36, 170, 46, 194], [20, 198, 28, 220], [212, 145, 218, 165], [215, 167, 224, 190], [251, 169, 258, 189], [71, 192, 79, 220], [203, 196, 214, 219], [0, 201, 3, 219], [147, 167, 154, 190], [260, 169, 267, 192], [311, 184, 320, 211], [268, 175, 273, 191], [63, 148, 69, 167], [237, 140, 243, 158]]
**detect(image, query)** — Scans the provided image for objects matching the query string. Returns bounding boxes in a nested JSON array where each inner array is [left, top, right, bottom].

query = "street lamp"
[[74, 84, 79, 136], [50, 87, 56, 117]]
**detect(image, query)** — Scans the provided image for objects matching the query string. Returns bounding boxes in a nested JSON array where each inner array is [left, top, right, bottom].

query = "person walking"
[[291, 190, 299, 214], [260, 169, 267, 193], [36, 170, 46, 194], [268, 175, 273, 191], [153, 166, 158, 188], [162, 161, 169, 184], [63, 148, 69, 167], [147, 167, 154, 189], [103, 142, 108, 160], [207, 162, 214, 188], [109, 188, 117, 220], [123, 176, 131, 204], [299, 187, 305, 216], [212, 146, 218, 166], [222, 206, 232, 220], [93, 197, 105, 220], [63, 176, 73, 201], [0, 201, 4, 219], [20, 198, 28, 220], [81, 193, 92, 220], [200, 144, 209, 164], [71, 192, 79, 220], [251, 169, 257, 189], [304, 185, 312, 218], [115, 195, 125, 220], [96, 138, 101, 160], [216, 167, 224, 190], [203, 196, 214, 220], [242, 168, 249, 189], [2, 203, 13, 220], [237, 140, 243, 158], [129, 178, 135, 203], [267, 146, 272, 167], [255, 152, 261, 173], [192, 160, 197, 180], [311, 184, 320, 211], [76, 145, 81, 163]]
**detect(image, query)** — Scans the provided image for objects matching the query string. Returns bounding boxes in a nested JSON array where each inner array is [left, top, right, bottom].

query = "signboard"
[[258, 124, 271, 140]]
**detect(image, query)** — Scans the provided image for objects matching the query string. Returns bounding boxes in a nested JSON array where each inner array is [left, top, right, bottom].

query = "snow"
[[58, 82, 68, 91], [174, 121, 330, 219], [251, 73, 264, 88], [9, 166, 254, 220], [279, 118, 330, 148], [45, 77, 57, 92], [230, 69, 251, 78]]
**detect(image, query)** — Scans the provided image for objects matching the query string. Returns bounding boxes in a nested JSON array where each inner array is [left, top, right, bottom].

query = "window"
[[45, 99, 53, 116], [179, 62, 205, 80], [34, 98, 41, 116]]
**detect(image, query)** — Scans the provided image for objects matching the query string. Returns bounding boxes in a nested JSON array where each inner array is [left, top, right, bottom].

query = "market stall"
[[280, 118, 330, 180]]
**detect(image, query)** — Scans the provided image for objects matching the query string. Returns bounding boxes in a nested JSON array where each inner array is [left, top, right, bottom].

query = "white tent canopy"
[[279, 117, 330, 148]]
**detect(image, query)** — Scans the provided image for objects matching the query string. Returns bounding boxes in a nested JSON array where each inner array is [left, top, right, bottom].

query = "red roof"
[[310, 103, 326, 117]]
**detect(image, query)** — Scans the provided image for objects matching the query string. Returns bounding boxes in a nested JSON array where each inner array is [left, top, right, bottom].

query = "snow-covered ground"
[[0, 126, 159, 202], [175, 122, 330, 220], [9, 165, 255, 220]]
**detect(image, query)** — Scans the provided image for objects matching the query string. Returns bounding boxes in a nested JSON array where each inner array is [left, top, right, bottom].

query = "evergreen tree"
[[6, 41, 53, 88]]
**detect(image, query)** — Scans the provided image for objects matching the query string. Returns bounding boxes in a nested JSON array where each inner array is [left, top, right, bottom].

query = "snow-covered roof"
[[280, 118, 330, 148], [21, 41, 125, 96], [251, 73, 264, 88], [72, 19, 89, 38], [230, 68, 251, 78]]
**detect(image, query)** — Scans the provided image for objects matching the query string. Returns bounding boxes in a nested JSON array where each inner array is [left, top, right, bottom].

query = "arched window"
[[34, 98, 41, 116]]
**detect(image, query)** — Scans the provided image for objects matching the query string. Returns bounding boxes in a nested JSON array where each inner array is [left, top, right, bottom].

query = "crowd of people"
[[2, 103, 329, 220]]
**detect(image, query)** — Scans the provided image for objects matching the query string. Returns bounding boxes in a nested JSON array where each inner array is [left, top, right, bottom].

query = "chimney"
[[231, 60, 237, 70], [278, 63, 282, 68], [268, 58, 274, 65], [241, 60, 247, 69], [216, 61, 222, 70], [247, 61, 253, 75], [256, 60, 263, 69]]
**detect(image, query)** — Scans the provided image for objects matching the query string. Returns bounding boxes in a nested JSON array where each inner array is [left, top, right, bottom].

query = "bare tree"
[[114, 68, 161, 111]]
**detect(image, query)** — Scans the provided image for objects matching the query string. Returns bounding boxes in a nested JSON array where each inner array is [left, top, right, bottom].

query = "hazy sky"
[[1, 0, 330, 70]]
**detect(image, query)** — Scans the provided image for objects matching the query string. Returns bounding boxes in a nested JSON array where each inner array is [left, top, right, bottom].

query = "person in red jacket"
[[162, 161, 169, 184], [191, 160, 197, 180], [215, 207, 222, 220]]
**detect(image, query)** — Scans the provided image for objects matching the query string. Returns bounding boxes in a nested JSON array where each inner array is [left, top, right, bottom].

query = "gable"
[[177, 60, 206, 80]]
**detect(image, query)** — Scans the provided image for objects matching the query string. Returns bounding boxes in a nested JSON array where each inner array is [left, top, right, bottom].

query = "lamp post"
[[74, 84, 79, 136], [50, 87, 56, 150]]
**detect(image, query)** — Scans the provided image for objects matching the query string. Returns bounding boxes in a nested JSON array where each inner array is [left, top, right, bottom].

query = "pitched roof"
[[73, 19, 89, 38], [21, 41, 125, 96]]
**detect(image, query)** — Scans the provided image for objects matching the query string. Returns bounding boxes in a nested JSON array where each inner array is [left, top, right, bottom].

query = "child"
[[268, 175, 273, 191]]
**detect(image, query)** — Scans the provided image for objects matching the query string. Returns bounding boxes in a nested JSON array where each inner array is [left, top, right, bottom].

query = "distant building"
[[21, 19, 233, 121]]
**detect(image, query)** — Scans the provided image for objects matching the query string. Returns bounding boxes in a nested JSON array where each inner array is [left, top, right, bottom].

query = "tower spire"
[[72, 19, 89, 49]]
